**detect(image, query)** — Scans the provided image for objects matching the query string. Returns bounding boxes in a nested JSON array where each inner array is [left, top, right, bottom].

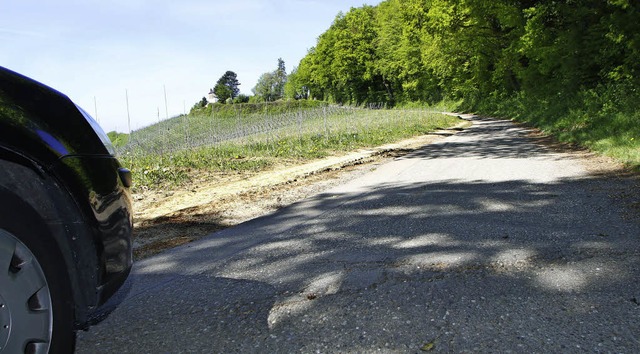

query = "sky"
[[0, 0, 382, 133]]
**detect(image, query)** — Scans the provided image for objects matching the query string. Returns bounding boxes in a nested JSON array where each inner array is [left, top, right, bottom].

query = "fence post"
[[324, 106, 328, 141]]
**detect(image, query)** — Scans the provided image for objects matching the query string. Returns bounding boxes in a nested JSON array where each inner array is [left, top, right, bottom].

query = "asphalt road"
[[77, 116, 640, 353]]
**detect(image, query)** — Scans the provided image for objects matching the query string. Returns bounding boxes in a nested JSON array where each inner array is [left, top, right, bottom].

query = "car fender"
[[0, 150, 100, 329]]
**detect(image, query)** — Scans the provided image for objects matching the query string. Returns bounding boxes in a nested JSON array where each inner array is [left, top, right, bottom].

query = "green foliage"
[[291, 0, 639, 169], [297, 6, 382, 105], [107, 131, 129, 148], [233, 94, 250, 104], [252, 72, 277, 102], [252, 58, 288, 102], [189, 97, 208, 114], [274, 58, 287, 100], [213, 71, 240, 103], [284, 67, 309, 100], [207, 100, 327, 119]]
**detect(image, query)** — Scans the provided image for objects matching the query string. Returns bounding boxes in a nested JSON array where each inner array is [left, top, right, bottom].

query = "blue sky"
[[0, 0, 381, 133]]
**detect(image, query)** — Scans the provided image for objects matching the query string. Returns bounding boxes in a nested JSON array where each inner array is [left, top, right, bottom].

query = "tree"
[[252, 72, 276, 102], [233, 94, 250, 104], [295, 6, 383, 105], [274, 58, 287, 100], [252, 59, 288, 102], [212, 71, 240, 104], [292, 0, 640, 128], [284, 67, 309, 100]]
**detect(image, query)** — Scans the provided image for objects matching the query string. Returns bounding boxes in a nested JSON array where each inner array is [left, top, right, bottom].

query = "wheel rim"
[[0, 229, 52, 354]]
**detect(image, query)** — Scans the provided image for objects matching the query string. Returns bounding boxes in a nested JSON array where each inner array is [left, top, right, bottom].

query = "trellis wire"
[[117, 104, 437, 158]]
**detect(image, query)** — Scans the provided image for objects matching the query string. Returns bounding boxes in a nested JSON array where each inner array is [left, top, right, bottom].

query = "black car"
[[0, 66, 133, 353]]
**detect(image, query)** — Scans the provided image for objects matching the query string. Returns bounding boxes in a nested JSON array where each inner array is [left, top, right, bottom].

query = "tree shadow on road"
[[77, 118, 640, 353]]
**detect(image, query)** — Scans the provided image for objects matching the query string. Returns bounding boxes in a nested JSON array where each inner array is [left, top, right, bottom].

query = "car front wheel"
[[0, 227, 75, 354]]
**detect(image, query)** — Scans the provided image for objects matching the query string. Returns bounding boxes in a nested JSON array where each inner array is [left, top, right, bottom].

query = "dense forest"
[[286, 0, 639, 165]]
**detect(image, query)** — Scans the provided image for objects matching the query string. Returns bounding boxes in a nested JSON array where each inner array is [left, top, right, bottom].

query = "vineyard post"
[[298, 111, 303, 147], [235, 104, 241, 141], [323, 106, 328, 142], [159, 107, 165, 156], [163, 85, 169, 156], [124, 89, 133, 151], [210, 103, 215, 146], [125, 89, 131, 139], [262, 112, 268, 152], [183, 113, 189, 148], [345, 106, 350, 136]]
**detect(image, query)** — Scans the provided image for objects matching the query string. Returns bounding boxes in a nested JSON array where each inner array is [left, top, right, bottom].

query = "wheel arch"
[[0, 150, 100, 329]]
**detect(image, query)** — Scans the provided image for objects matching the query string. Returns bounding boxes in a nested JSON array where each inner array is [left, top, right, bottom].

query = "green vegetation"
[[212, 70, 240, 103], [107, 131, 129, 148], [191, 100, 327, 119], [252, 58, 288, 102], [292, 0, 639, 169], [114, 0, 639, 193], [118, 102, 459, 190]]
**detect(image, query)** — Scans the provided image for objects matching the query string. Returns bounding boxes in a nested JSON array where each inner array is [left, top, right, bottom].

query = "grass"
[[480, 87, 640, 173], [526, 108, 640, 172], [118, 104, 460, 191]]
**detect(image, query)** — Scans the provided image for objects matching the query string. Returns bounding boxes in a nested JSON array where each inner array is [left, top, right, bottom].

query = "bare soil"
[[130, 125, 468, 259], [130, 119, 637, 260], [132, 160, 384, 259]]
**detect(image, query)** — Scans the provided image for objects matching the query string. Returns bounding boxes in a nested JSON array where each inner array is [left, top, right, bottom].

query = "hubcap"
[[0, 229, 52, 354], [0, 293, 9, 350]]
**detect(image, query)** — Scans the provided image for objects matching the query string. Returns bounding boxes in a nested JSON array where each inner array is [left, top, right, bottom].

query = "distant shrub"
[[233, 94, 250, 104], [204, 100, 328, 119]]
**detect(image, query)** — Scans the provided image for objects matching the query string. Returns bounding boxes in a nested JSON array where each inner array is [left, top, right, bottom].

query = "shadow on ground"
[[77, 118, 640, 353]]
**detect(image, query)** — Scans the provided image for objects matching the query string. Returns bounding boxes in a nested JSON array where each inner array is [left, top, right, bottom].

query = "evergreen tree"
[[273, 58, 287, 100], [213, 71, 240, 104]]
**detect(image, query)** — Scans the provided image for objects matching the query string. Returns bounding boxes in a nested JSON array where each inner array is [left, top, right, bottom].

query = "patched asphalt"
[[77, 116, 640, 353]]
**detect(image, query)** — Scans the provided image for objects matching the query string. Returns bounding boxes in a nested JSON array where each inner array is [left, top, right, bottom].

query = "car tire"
[[0, 195, 76, 354]]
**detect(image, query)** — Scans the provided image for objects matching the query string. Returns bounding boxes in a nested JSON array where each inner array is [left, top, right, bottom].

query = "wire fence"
[[117, 103, 419, 156], [114, 103, 456, 189]]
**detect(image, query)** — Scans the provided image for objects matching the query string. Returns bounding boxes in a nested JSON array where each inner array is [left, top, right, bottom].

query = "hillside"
[[114, 101, 461, 191]]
